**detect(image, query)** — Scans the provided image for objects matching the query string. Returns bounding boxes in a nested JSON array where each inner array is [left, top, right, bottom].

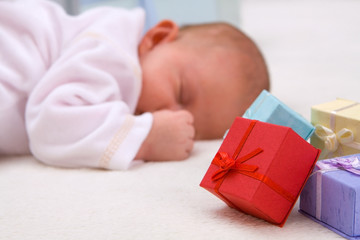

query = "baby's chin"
[[194, 128, 226, 140], [194, 110, 247, 140]]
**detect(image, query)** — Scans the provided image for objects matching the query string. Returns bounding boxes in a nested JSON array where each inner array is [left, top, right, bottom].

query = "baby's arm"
[[26, 32, 155, 170], [136, 110, 195, 161]]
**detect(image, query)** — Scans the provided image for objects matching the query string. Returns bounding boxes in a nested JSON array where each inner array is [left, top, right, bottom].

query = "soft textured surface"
[[0, 141, 343, 240], [1, 0, 359, 239]]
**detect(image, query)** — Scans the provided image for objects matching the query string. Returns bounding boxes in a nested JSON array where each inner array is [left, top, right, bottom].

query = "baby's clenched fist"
[[136, 110, 195, 161]]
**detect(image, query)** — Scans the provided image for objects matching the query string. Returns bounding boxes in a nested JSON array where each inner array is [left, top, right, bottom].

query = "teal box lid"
[[243, 90, 314, 140]]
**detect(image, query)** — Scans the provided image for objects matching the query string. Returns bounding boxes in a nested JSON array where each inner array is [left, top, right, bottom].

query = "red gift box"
[[200, 117, 320, 226]]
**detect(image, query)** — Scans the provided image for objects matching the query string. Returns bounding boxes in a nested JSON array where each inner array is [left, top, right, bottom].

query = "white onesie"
[[0, 0, 153, 170]]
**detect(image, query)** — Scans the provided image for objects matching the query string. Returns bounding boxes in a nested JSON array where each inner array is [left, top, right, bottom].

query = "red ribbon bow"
[[212, 151, 262, 182]]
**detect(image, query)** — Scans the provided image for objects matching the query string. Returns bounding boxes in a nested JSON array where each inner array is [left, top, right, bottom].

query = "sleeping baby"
[[0, 0, 269, 170]]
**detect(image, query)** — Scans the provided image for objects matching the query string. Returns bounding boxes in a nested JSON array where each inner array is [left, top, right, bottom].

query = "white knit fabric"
[[0, 0, 152, 170]]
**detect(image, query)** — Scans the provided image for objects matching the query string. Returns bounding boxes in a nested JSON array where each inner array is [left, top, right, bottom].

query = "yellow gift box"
[[311, 98, 360, 160]]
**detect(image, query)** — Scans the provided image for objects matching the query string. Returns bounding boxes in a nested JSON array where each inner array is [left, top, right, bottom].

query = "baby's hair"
[[178, 22, 251, 48], [178, 22, 270, 112]]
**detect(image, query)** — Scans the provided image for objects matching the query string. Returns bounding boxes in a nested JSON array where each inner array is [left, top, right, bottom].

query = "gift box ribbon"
[[314, 102, 360, 157], [311, 155, 360, 220], [211, 120, 296, 209]]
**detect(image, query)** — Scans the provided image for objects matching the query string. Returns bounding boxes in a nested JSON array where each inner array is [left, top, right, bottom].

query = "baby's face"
[[137, 42, 246, 139]]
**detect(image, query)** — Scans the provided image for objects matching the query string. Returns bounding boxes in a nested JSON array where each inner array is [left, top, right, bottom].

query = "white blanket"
[[1, 0, 358, 239], [0, 141, 343, 240]]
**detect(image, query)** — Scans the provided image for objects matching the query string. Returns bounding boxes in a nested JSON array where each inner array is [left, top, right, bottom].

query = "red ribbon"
[[211, 120, 296, 208]]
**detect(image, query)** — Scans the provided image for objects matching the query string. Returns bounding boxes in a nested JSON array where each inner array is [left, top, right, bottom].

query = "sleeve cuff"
[[105, 112, 153, 170]]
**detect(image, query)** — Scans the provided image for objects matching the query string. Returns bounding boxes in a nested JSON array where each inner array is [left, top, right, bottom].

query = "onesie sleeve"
[[26, 33, 152, 170]]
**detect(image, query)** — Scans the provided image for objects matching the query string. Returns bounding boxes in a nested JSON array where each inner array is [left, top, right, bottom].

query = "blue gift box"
[[243, 90, 314, 140], [299, 154, 360, 240]]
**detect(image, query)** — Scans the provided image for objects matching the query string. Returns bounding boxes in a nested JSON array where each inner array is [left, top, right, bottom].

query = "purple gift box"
[[299, 154, 360, 240]]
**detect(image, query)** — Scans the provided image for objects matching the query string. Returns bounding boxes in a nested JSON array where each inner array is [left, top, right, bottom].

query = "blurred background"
[[241, 0, 360, 119], [51, 0, 241, 29], [51, 0, 360, 120]]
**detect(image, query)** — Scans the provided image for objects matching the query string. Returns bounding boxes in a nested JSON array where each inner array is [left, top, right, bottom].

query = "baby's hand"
[[136, 110, 195, 161]]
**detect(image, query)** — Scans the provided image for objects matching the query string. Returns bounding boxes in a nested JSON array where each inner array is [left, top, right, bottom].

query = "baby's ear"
[[138, 20, 178, 55]]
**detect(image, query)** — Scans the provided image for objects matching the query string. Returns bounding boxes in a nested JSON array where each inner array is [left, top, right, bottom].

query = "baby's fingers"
[[176, 110, 194, 124]]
